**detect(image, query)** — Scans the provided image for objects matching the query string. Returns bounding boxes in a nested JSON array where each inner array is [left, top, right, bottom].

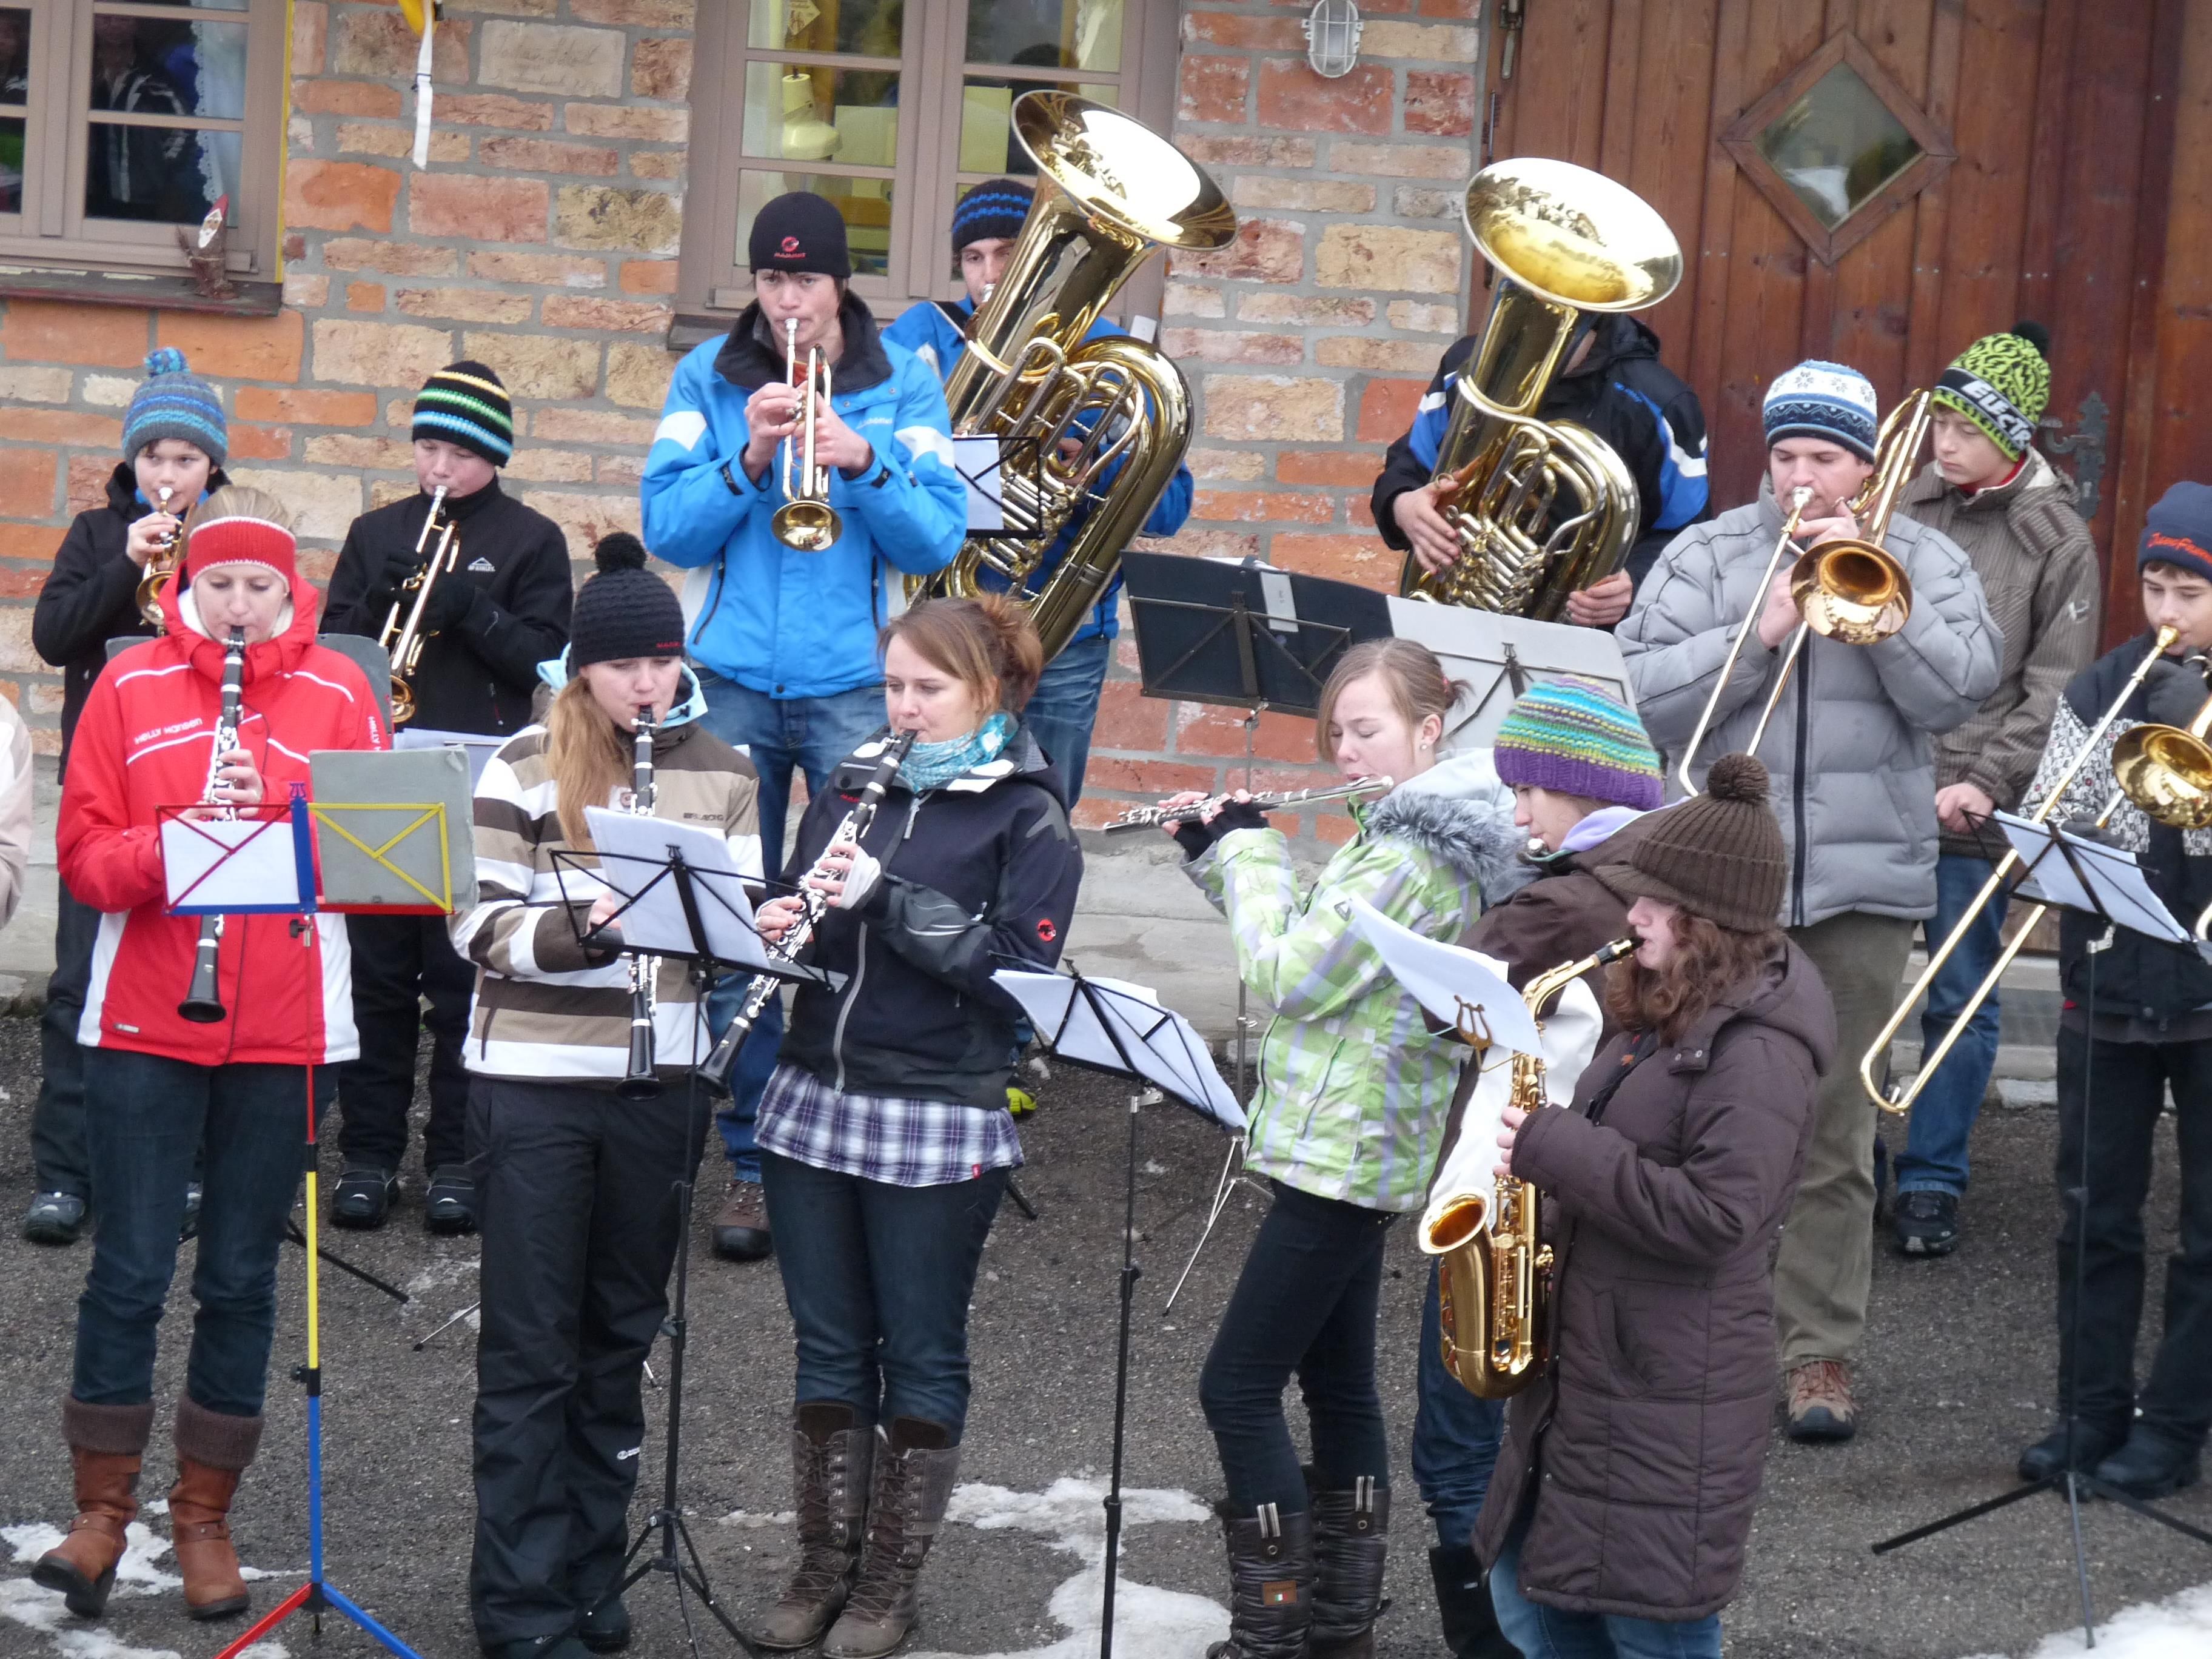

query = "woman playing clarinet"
[[749, 595, 1081, 1659], [457, 535, 760, 1659], [1165, 638, 1527, 1659], [36, 488, 386, 1625]]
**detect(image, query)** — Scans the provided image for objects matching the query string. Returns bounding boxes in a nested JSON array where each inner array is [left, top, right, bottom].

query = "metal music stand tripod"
[[1869, 813, 2212, 1644], [1120, 554, 1389, 1308], [999, 960, 1245, 1659]]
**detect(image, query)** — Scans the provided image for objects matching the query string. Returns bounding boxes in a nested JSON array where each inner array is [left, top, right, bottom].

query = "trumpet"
[[136, 485, 181, 628], [1099, 776, 1392, 834], [1860, 628, 2194, 1115], [771, 317, 842, 552], [697, 729, 917, 1094], [381, 486, 459, 728], [614, 703, 662, 1101], [179, 627, 247, 1024]]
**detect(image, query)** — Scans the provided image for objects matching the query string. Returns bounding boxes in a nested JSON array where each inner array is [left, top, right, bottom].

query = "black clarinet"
[[178, 628, 247, 1024], [697, 729, 916, 1093], [614, 702, 662, 1101]]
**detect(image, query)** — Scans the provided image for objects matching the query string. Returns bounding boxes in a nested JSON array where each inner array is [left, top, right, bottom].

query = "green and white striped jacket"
[[1189, 752, 1527, 1213]]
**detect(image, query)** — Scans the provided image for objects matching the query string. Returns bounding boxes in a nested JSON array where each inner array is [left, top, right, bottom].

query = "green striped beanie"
[[412, 360, 514, 467], [1493, 677, 1663, 811], [1932, 321, 2051, 461], [124, 347, 226, 468]]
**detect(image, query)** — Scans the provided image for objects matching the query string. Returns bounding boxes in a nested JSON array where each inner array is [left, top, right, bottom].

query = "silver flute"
[[1099, 774, 1392, 835]]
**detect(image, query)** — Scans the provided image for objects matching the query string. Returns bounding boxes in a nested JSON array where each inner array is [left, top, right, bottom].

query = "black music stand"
[[551, 838, 831, 1659], [993, 960, 1244, 1659], [1870, 816, 2212, 1644]]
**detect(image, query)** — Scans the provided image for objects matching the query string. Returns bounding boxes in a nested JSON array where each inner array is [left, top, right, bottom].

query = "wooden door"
[[1481, 0, 2212, 644]]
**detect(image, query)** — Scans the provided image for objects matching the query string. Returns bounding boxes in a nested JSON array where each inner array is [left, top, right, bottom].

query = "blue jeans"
[[757, 1148, 1007, 1434], [694, 671, 885, 1181], [1895, 853, 2008, 1196], [1021, 632, 1111, 806], [1411, 1258, 1505, 1550], [1490, 1515, 1722, 1659], [73, 1049, 308, 1416]]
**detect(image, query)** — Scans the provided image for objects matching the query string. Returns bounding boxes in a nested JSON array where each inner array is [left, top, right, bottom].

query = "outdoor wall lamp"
[[1305, 0, 1363, 78]]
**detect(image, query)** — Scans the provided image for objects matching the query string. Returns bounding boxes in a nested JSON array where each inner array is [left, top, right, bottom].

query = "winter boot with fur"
[[169, 1396, 262, 1620], [32, 1399, 156, 1618]]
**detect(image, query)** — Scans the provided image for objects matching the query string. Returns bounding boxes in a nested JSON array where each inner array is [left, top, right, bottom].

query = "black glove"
[[2060, 814, 2123, 848], [366, 544, 420, 609], [2143, 655, 2210, 731], [1171, 819, 1214, 860], [420, 574, 479, 634], [1211, 797, 1271, 837]]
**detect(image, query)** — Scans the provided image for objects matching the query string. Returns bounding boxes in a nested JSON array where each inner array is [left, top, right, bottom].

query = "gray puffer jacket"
[[1620, 485, 2001, 927]]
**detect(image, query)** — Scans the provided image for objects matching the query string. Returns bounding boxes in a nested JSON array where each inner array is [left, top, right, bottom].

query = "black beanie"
[[748, 192, 851, 281], [413, 360, 514, 467], [952, 179, 1033, 256], [570, 533, 687, 669], [2140, 482, 2212, 588]]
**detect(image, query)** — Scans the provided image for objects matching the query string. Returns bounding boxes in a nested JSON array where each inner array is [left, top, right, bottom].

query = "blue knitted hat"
[[412, 360, 514, 467], [123, 348, 226, 468], [1763, 360, 1879, 463], [1493, 677, 1663, 811], [952, 179, 1033, 256]]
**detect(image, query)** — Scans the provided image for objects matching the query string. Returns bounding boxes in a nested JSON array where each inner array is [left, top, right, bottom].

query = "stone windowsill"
[[0, 266, 283, 317]]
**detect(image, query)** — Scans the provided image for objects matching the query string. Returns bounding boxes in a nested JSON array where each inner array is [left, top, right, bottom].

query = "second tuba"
[[910, 92, 1236, 659], [1404, 158, 1682, 618]]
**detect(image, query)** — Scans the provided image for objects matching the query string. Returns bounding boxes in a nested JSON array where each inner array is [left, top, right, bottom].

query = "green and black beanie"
[[412, 360, 514, 468], [1932, 322, 2051, 462]]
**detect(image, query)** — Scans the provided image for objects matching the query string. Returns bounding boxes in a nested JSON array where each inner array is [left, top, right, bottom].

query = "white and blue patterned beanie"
[[1763, 360, 1879, 463], [123, 347, 226, 468]]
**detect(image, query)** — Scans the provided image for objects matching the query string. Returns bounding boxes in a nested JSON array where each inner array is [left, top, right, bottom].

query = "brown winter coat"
[[1470, 939, 1834, 1622]]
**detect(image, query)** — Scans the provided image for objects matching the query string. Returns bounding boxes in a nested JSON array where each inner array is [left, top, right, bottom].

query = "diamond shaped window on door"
[[1722, 31, 1955, 265]]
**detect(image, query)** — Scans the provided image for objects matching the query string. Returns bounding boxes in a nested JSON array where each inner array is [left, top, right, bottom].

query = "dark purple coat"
[[1471, 940, 1832, 1621]]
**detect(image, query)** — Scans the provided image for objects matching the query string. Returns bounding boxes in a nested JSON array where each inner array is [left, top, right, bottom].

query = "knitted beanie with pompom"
[[1598, 752, 1787, 932], [568, 532, 686, 670]]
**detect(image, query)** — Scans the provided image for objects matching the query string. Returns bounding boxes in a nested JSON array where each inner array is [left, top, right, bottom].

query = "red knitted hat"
[[183, 513, 297, 592]]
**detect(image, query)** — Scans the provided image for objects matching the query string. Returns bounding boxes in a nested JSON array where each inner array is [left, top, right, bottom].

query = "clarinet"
[[614, 702, 662, 1101], [178, 628, 247, 1023], [697, 728, 917, 1094]]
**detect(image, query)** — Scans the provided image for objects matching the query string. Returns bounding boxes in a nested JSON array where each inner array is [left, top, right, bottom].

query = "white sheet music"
[[584, 806, 768, 967], [1996, 811, 2192, 943], [394, 726, 505, 789], [1346, 897, 1543, 1056], [992, 970, 1244, 1130], [160, 816, 304, 912]]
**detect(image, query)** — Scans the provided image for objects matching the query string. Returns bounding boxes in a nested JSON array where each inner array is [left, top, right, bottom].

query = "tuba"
[[908, 91, 1236, 659], [1404, 159, 1682, 617], [1420, 938, 1635, 1396]]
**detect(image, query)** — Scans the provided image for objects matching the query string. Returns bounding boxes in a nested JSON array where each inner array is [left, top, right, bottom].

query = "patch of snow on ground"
[[716, 1509, 797, 1529], [1959, 1581, 2212, 1658], [2, 1517, 296, 1659], [903, 1477, 1224, 1659]]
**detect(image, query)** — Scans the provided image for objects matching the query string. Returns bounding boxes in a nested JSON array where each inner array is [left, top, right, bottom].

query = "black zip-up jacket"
[[1370, 313, 1711, 595], [2040, 637, 2212, 1028], [34, 462, 230, 776], [323, 481, 573, 737], [777, 722, 1083, 1110]]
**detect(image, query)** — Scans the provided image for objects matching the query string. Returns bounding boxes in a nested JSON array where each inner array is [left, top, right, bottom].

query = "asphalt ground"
[[1, 1015, 2208, 1659]]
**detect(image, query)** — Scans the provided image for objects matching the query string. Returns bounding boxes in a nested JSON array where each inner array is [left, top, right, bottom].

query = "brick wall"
[[0, 0, 694, 756], [1084, 0, 1483, 839]]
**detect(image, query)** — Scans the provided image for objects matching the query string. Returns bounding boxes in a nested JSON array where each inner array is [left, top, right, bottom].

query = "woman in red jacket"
[[35, 486, 387, 1627]]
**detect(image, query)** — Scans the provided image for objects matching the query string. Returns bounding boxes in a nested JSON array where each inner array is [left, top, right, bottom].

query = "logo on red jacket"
[[1036, 917, 1056, 943]]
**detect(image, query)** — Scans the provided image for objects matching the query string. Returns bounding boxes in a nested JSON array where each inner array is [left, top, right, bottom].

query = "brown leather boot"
[[754, 1403, 874, 1651], [170, 1397, 263, 1621], [819, 1418, 960, 1659], [32, 1398, 156, 1618]]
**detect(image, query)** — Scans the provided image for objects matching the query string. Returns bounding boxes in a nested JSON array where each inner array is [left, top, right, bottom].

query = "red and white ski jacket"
[[58, 583, 389, 1067]]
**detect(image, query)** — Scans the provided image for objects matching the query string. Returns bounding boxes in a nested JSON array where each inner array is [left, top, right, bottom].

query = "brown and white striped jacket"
[[452, 717, 760, 1082]]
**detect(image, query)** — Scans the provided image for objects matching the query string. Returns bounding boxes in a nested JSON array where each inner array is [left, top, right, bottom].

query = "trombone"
[[380, 484, 458, 728], [1860, 628, 2199, 1115], [771, 317, 842, 552], [1674, 486, 1812, 794]]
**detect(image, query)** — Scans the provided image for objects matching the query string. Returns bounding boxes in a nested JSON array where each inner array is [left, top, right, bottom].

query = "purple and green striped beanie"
[[123, 347, 226, 469], [1493, 677, 1663, 811]]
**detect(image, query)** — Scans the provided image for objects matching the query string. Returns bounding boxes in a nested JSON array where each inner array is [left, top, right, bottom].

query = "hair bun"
[[2013, 320, 2053, 358], [143, 346, 188, 378], [1704, 752, 1769, 804], [593, 531, 648, 574]]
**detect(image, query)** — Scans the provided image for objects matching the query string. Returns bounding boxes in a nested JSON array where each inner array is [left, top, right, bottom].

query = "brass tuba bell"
[[1404, 158, 1683, 618], [908, 91, 1236, 660]]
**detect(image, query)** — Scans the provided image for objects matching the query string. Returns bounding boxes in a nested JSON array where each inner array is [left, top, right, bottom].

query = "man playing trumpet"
[[1618, 361, 1999, 1441]]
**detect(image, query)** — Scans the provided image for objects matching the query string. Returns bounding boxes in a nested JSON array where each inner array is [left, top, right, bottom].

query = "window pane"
[[748, 0, 903, 59], [960, 78, 1115, 177], [0, 7, 27, 96], [967, 0, 1123, 73], [90, 13, 248, 122], [1755, 63, 1923, 231], [736, 170, 894, 278], [742, 64, 899, 166], [86, 124, 237, 223], [0, 118, 22, 213]]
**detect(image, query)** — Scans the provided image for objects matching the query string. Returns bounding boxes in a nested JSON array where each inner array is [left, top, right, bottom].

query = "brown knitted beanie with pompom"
[[1598, 753, 1787, 932]]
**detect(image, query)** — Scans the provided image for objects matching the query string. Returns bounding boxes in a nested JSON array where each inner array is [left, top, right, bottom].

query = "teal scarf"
[[899, 712, 1013, 792]]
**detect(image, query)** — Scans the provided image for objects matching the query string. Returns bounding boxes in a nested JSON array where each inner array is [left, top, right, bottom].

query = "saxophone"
[[1420, 937, 1635, 1397]]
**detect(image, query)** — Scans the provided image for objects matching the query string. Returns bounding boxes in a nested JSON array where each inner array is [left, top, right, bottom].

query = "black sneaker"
[[2018, 1418, 2128, 1483], [332, 1164, 398, 1230], [21, 1190, 87, 1245], [2093, 1426, 2203, 1498], [1890, 1190, 1959, 1257], [424, 1166, 477, 1236], [580, 1594, 631, 1654]]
